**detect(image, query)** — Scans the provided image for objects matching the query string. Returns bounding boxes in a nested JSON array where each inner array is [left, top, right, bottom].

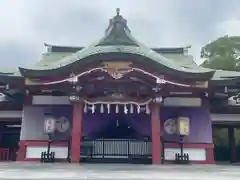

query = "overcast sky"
[[0, 0, 240, 68]]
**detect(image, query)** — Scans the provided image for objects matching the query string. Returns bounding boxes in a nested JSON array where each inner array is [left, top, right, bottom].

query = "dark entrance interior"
[[96, 115, 137, 138], [78, 114, 152, 164], [213, 124, 240, 163], [0, 121, 21, 161]]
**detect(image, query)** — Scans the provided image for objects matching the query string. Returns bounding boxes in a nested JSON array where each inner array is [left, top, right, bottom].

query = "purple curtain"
[[83, 113, 151, 137], [83, 113, 113, 137], [123, 114, 151, 136]]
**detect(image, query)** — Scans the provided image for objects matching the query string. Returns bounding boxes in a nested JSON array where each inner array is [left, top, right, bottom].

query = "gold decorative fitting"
[[25, 78, 33, 85], [195, 81, 208, 88], [107, 70, 127, 79], [102, 61, 133, 79]]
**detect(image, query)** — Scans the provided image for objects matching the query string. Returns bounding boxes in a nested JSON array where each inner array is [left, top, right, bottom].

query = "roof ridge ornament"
[[116, 8, 120, 16], [105, 8, 131, 35], [95, 8, 139, 46]]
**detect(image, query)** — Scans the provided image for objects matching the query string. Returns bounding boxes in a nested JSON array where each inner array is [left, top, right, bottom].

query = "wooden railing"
[[82, 139, 152, 158]]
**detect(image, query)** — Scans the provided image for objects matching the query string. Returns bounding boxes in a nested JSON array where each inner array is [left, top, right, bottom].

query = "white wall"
[[211, 114, 240, 122], [164, 148, 206, 161], [26, 146, 68, 159], [163, 97, 201, 107], [32, 96, 70, 105], [0, 111, 22, 118], [25, 146, 206, 161]]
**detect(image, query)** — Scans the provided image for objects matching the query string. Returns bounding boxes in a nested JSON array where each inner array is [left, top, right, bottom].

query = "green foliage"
[[213, 128, 228, 146], [213, 128, 240, 146], [201, 36, 240, 71]]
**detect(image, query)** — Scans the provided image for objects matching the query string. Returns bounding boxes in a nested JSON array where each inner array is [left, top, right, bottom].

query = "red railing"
[[0, 148, 9, 161], [0, 148, 17, 161]]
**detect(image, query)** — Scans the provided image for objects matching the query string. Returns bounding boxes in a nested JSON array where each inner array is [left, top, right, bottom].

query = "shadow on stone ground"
[[0, 162, 239, 179]]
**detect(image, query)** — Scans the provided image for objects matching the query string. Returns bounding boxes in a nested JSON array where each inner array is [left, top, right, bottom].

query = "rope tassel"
[[115, 104, 119, 113], [84, 103, 87, 113], [100, 104, 104, 113], [130, 104, 134, 114], [91, 104, 95, 114], [107, 104, 110, 114]]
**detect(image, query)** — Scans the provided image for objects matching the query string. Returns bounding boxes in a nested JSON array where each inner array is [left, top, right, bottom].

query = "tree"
[[200, 36, 240, 71]]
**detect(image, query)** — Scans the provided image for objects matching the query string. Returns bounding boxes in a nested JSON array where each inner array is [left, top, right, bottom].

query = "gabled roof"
[[18, 9, 215, 79]]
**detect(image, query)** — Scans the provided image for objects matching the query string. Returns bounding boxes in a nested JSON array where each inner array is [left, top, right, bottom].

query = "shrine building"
[[0, 9, 240, 164]]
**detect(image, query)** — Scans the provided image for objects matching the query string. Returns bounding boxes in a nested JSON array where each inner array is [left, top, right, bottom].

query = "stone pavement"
[[0, 162, 239, 179]]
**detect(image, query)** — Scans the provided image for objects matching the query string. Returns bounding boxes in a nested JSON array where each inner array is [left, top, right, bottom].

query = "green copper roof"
[[213, 70, 240, 79], [33, 49, 240, 81], [0, 68, 18, 75], [23, 45, 214, 74], [210, 70, 240, 85], [36, 52, 72, 67], [18, 9, 215, 78]]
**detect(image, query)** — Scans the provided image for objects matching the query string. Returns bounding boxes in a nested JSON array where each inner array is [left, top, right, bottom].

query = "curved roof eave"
[[210, 75, 240, 87], [0, 74, 24, 84], [213, 69, 240, 79], [0, 68, 24, 85], [19, 45, 215, 77]]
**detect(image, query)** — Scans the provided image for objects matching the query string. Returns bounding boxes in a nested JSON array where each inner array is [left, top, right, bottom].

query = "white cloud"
[[0, 0, 239, 67], [217, 19, 240, 37], [0, 1, 35, 41]]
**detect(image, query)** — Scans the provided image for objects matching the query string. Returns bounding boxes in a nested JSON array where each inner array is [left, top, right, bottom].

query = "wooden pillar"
[[17, 95, 32, 161], [151, 103, 161, 164], [71, 102, 83, 163], [228, 126, 237, 163]]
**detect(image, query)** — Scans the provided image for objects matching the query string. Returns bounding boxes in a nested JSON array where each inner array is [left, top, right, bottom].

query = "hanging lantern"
[[69, 94, 80, 102], [44, 116, 56, 134], [137, 105, 141, 114], [84, 103, 87, 113], [107, 104, 110, 114], [146, 104, 150, 114], [91, 104, 95, 114], [100, 104, 104, 113], [155, 96, 163, 103], [68, 72, 78, 85], [115, 104, 119, 113], [124, 104, 128, 114], [130, 104, 134, 114]]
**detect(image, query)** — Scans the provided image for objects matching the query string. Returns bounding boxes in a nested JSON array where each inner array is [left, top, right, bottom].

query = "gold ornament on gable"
[[101, 61, 133, 79], [194, 81, 208, 88]]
